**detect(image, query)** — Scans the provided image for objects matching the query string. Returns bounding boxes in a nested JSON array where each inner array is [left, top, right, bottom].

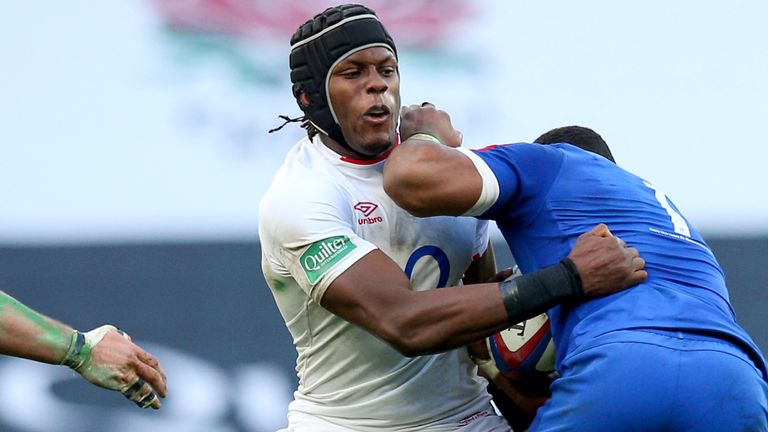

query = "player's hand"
[[486, 266, 520, 283], [489, 372, 552, 416], [467, 341, 551, 416], [399, 103, 463, 148], [567, 223, 647, 296], [74, 325, 167, 409]]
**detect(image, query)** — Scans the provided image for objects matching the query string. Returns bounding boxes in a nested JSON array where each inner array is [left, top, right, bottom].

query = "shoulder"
[[472, 142, 564, 164], [261, 171, 352, 235], [261, 141, 352, 219], [472, 143, 567, 181]]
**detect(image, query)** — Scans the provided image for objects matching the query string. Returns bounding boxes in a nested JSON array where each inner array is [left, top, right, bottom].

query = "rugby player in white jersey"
[[259, 5, 646, 431]]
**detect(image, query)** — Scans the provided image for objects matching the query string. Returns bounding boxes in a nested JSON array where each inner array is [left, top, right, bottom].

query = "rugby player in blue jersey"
[[383, 104, 768, 431]]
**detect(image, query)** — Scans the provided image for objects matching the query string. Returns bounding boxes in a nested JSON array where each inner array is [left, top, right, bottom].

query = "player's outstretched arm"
[[0, 291, 167, 409], [321, 224, 645, 357]]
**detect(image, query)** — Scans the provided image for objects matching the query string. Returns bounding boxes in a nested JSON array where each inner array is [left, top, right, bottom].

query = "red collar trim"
[[340, 146, 395, 165], [338, 135, 401, 165]]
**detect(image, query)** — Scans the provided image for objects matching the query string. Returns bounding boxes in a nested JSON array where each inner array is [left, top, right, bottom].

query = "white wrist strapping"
[[61, 324, 118, 371], [406, 133, 442, 144]]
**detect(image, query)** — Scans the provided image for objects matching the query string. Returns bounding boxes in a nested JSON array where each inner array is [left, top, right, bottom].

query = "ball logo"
[[300, 236, 357, 284], [487, 312, 556, 379]]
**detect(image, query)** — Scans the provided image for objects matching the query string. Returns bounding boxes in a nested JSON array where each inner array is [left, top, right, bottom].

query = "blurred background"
[[0, 1, 766, 430]]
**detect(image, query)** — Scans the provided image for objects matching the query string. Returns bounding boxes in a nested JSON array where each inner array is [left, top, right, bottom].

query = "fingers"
[[629, 268, 649, 285], [135, 351, 168, 398], [632, 256, 646, 272], [569, 226, 649, 296], [122, 378, 161, 409], [587, 223, 611, 237], [447, 129, 463, 148], [623, 248, 643, 268], [492, 267, 516, 282], [402, 103, 461, 148], [630, 255, 648, 284], [142, 392, 160, 410], [94, 327, 167, 407], [625, 249, 647, 285]]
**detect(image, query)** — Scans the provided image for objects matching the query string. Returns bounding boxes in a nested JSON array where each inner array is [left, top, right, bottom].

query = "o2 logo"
[[404, 246, 450, 288]]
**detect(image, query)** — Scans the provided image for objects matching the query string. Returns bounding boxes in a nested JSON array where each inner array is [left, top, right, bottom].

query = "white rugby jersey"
[[259, 136, 510, 431]]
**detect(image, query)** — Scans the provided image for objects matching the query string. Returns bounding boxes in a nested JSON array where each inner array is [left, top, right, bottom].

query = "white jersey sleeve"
[[456, 147, 500, 217], [260, 176, 377, 304], [471, 219, 491, 259]]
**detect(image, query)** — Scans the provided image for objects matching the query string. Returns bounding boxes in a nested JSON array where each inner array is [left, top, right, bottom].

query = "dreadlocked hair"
[[268, 114, 319, 140]]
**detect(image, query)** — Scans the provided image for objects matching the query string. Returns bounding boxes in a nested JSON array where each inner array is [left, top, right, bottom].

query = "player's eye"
[[338, 68, 361, 79]]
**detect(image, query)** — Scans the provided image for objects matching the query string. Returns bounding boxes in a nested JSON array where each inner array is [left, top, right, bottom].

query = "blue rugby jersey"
[[465, 143, 767, 378]]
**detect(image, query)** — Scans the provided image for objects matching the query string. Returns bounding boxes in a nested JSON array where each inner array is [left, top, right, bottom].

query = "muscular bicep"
[[383, 140, 482, 216], [320, 250, 415, 345], [321, 250, 412, 326]]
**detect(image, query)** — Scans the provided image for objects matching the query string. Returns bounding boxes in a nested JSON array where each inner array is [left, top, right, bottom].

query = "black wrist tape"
[[61, 331, 86, 369], [498, 258, 584, 324]]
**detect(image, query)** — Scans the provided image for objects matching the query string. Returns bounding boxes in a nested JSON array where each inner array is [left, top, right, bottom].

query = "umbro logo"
[[354, 202, 383, 225], [354, 202, 378, 217]]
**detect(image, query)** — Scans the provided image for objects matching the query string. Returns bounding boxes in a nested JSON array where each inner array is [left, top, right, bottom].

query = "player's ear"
[[298, 91, 311, 108]]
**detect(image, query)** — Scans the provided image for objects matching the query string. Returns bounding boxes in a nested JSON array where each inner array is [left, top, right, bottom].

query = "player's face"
[[326, 47, 400, 159]]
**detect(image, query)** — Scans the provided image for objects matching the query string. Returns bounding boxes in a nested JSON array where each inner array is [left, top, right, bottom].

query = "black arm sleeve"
[[498, 258, 583, 325]]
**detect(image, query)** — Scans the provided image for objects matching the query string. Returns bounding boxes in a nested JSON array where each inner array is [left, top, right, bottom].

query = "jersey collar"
[[312, 134, 400, 166]]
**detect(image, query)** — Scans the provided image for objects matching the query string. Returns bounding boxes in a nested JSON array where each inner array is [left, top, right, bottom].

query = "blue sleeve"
[[472, 143, 565, 223]]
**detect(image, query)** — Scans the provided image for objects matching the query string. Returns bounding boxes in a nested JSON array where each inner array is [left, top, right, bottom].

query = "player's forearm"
[[381, 260, 583, 357], [0, 291, 74, 364], [382, 283, 511, 356]]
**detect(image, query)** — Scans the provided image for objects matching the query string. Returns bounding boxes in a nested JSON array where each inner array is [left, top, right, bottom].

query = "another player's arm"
[[0, 290, 167, 409], [321, 224, 646, 357], [0, 290, 74, 363], [383, 104, 482, 217]]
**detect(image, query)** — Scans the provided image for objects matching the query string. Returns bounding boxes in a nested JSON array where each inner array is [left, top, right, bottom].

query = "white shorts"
[[277, 407, 512, 432]]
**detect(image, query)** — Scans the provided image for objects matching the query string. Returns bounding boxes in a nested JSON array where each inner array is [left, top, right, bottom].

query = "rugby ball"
[[486, 312, 556, 380]]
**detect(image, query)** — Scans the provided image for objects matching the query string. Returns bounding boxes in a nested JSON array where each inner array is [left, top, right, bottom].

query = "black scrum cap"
[[289, 4, 397, 149]]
